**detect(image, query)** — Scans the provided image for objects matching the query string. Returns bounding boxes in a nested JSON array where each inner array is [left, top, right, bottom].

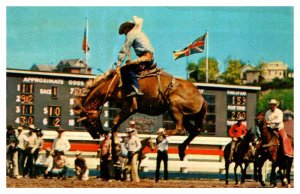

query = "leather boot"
[[278, 129, 294, 157], [132, 85, 144, 96]]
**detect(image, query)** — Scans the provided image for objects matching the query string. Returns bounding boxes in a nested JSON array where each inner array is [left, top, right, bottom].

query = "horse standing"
[[73, 68, 207, 161], [224, 129, 256, 185], [120, 137, 155, 181], [254, 112, 293, 187]]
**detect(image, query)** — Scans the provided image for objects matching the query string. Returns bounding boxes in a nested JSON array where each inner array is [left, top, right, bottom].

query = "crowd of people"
[[6, 119, 170, 183]]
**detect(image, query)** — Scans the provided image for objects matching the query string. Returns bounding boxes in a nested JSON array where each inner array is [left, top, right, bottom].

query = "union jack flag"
[[173, 32, 206, 60]]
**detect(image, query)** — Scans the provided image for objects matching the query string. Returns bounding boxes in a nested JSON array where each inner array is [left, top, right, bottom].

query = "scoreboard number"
[[48, 106, 61, 127]]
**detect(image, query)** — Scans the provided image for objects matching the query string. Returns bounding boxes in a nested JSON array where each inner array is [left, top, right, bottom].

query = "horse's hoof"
[[178, 145, 185, 161]]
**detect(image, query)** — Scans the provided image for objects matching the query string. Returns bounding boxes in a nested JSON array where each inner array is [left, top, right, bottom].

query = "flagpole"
[[186, 56, 189, 79], [85, 18, 88, 74], [205, 30, 209, 83]]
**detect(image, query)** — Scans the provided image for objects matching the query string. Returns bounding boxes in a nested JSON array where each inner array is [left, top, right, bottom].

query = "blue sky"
[[7, 6, 294, 78]]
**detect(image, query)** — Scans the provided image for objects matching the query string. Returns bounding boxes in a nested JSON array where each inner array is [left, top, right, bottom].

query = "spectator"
[[129, 120, 138, 135], [52, 127, 71, 155], [16, 126, 28, 177], [99, 131, 114, 182], [49, 149, 68, 180], [155, 128, 169, 182], [24, 124, 38, 178], [6, 125, 20, 179], [34, 129, 44, 161], [125, 127, 141, 182], [74, 150, 89, 181], [34, 147, 53, 179], [228, 116, 247, 161]]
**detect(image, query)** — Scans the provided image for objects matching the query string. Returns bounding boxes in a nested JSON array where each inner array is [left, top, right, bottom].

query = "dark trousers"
[[34, 164, 47, 177], [24, 147, 35, 177], [17, 149, 26, 176], [155, 150, 168, 181], [120, 65, 140, 93], [100, 159, 114, 180]]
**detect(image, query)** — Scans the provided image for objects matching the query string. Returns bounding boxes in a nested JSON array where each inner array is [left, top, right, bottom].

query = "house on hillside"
[[240, 61, 289, 84], [56, 59, 92, 74], [31, 64, 56, 72]]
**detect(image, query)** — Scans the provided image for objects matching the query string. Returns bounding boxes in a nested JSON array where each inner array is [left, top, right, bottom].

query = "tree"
[[220, 58, 245, 84], [186, 57, 219, 82]]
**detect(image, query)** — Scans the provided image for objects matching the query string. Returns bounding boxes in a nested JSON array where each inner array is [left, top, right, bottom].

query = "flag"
[[82, 27, 90, 53], [173, 32, 207, 60]]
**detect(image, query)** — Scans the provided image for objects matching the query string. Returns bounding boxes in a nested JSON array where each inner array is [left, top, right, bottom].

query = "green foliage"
[[219, 58, 245, 84], [186, 57, 219, 82], [258, 89, 294, 112]]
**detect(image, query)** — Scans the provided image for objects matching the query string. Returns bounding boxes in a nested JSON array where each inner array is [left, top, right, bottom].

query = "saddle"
[[137, 63, 163, 79]]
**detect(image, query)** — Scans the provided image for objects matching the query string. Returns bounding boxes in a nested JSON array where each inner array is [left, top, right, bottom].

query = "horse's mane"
[[85, 69, 116, 90]]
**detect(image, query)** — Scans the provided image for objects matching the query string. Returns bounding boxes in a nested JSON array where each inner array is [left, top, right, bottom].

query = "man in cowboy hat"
[[116, 15, 154, 98], [16, 126, 28, 177], [228, 116, 248, 162], [74, 150, 89, 180], [52, 127, 71, 155], [99, 131, 114, 182], [125, 127, 142, 182], [6, 125, 20, 178], [49, 149, 68, 180], [24, 124, 38, 178], [34, 147, 53, 179], [265, 99, 293, 157], [155, 128, 169, 182]]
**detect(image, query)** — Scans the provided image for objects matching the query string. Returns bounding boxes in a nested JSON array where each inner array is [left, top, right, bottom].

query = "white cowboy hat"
[[236, 116, 245, 121], [119, 21, 135, 35], [268, 99, 279, 106], [28, 124, 36, 130], [17, 126, 24, 131], [126, 127, 135, 133], [129, 120, 136, 125], [157, 128, 165, 133], [75, 150, 82, 156]]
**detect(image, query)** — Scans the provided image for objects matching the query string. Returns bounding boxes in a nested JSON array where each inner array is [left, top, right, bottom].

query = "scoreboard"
[[7, 69, 261, 136], [7, 69, 94, 131]]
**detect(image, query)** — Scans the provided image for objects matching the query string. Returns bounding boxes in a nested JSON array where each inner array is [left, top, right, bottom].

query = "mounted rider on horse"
[[116, 15, 155, 100], [262, 99, 293, 158]]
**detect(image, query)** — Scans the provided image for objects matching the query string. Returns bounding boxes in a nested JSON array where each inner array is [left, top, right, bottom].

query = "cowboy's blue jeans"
[[121, 66, 140, 93]]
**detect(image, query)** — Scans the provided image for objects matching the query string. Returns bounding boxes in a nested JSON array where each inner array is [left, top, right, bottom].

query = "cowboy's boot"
[[132, 85, 144, 96], [278, 129, 294, 157]]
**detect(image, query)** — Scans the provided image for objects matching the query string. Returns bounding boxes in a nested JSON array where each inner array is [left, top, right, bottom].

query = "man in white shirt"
[[34, 147, 53, 179], [125, 127, 142, 182], [24, 124, 38, 178], [52, 127, 71, 155], [117, 16, 154, 97], [16, 126, 28, 177], [265, 99, 293, 157], [155, 128, 169, 182]]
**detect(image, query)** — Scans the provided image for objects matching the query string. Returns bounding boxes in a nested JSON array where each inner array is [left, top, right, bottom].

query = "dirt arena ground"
[[6, 177, 293, 188]]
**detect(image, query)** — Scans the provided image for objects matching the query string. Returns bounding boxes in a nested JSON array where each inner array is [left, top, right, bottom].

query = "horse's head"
[[255, 112, 266, 129], [72, 69, 118, 139], [142, 137, 155, 151]]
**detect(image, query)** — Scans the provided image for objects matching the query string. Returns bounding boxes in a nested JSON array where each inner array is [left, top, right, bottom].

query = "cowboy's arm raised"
[[133, 16, 143, 31]]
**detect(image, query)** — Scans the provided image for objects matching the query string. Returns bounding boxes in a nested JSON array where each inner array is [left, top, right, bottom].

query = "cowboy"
[[228, 116, 247, 161], [49, 149, 68, 180], [116, 15, 154, 97], [264, 99, 293, 157], [24, 124, 38, 178], [33, 129, 44, 162], [74, 150, 89, 180], [52, 127, 71, 155], [16, 126, 28, 178], [34, 147, 53, 179], [125, 127, 142, 182], [155, 128, 169, 182], [99, 131, 114, 182], [6, 125, 20, 178]]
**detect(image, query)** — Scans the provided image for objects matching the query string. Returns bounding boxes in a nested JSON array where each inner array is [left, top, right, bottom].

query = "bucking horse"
[[73, 67, 207, 162]]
